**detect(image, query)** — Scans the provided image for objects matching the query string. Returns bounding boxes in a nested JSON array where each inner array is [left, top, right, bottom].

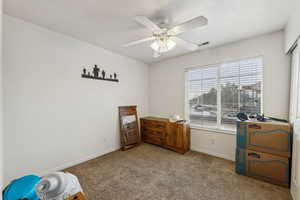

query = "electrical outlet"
[[211, 138, 215, 145]]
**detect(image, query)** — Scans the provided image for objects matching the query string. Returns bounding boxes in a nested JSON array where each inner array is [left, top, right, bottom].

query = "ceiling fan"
[[123, 15, 208, 57]]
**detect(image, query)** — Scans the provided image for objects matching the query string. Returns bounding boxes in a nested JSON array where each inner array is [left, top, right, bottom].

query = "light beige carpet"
[[65, 143, 292, 200]]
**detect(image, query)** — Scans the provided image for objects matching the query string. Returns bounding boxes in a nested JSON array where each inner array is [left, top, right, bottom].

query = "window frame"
[[184, 56, 264, 134]]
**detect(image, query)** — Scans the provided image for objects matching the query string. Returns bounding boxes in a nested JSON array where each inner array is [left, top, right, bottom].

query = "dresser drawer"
[[142, 120, 166, 130], [143, 134, 163, 146], [237, 121, 292, 158], [236, 148, 290, 187], [247, 150, 290, 187], [142, 127, 164, 138]]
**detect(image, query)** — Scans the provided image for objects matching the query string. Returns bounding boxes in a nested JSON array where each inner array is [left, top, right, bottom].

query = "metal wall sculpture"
[[81, 65, 119, 82]]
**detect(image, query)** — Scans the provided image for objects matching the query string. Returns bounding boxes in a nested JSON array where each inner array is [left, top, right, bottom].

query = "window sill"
[[190, 124, 236, 135]]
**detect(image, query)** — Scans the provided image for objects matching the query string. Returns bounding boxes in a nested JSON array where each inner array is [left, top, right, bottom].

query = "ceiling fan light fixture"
[[150, 38, 176, 53]]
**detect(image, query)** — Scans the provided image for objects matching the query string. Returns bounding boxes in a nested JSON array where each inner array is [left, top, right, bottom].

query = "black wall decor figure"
[[93, 65, 100, 78], [102, 70, 106, 79], [81, 65, 119, 82]]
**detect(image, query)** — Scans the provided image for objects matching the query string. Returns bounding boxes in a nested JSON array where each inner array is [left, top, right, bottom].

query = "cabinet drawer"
[[237, 121, 292, 158], [142, 120, 166, 130], [142, 127, 164, 138], [247, 150, 290, 186], [247, 124, 291, 157], [143, 134, 163, 146]]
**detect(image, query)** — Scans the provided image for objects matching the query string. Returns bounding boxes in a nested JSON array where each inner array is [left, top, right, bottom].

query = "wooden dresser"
[[140, 117, 190, 154]]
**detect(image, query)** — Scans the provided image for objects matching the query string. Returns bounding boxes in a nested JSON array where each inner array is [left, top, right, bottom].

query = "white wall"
[[149, 31, 290, 160], [3, 15, 149, 184], [0, 0, 3, 196], [285, 0, 300, 52]]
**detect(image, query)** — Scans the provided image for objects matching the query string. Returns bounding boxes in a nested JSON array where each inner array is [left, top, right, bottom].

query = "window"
[[186, 57, 263, 131]]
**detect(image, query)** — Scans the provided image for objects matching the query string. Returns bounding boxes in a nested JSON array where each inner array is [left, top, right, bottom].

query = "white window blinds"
[[186, 57, 263, 131], [188, 67, 218, 128]]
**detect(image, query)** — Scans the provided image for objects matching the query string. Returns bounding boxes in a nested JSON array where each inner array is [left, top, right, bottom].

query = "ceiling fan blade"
[[134, 16, 161, 32], [123, 37, 155, 47], [172, 37, 198, 51], [169, 16, 208, 35]]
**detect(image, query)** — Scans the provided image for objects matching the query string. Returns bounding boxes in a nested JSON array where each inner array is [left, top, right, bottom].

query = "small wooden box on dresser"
[[140, 117, 190, 154]]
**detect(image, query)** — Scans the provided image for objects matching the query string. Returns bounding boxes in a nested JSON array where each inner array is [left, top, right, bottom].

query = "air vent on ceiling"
[[198, 42, 209, 47]]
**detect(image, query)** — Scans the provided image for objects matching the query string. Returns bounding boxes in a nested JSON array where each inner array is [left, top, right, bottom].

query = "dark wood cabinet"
[[140, 117, 190, 154]]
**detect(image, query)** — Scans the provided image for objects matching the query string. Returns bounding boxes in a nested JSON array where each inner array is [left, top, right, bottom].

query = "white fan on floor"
[[123, 15, 208, 57]]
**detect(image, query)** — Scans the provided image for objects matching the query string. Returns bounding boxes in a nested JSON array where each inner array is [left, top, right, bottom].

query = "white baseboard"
[[191, 146, 235, 161], [41, 146, 234, 177], [4, 146, 120, 186], [37, 146, 119, 176], [5, 145, 233, 187]]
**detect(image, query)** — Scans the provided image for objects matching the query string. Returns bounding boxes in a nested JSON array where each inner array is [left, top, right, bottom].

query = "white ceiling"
[[4, 0, 292, 64]]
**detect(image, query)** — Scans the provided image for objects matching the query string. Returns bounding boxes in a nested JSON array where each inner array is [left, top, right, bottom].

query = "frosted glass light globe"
[[151, 39, 176, 53]]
